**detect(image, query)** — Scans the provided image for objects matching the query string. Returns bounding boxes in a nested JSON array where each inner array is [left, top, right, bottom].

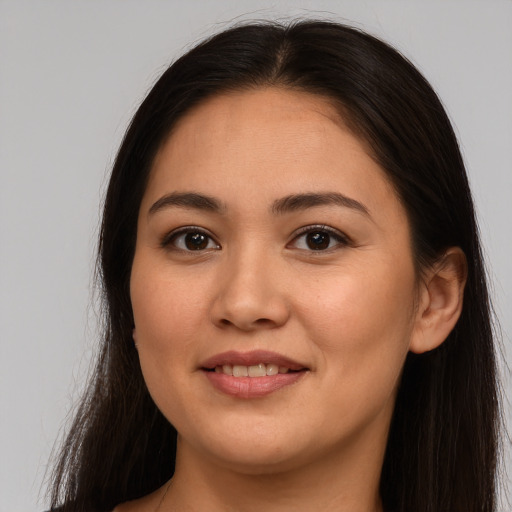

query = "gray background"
[[1, 1, 511, 510]]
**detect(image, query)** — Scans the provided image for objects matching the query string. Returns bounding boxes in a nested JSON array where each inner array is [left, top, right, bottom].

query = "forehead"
[[173, 86, 344, 133], [158, 88, 351, 160], [145, 87, 401, 223]]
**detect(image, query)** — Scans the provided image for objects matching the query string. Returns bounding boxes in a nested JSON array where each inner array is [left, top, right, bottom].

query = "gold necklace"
[[154, 480, 172, 512]]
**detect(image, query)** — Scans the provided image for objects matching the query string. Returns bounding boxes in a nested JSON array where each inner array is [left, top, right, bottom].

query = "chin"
[[181, 420, 323, 474], [205, 444, 309, 475]]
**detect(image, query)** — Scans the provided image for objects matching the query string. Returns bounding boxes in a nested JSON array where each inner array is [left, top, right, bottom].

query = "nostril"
[[220, 317, 276, 329], [254, 318, 273, 325]]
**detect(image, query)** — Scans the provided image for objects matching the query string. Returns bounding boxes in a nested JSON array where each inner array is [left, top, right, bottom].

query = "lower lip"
[[203, 370, 306, 398]]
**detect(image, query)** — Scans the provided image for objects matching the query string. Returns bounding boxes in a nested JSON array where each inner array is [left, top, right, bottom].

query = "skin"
[[120, 88, 466, 512]]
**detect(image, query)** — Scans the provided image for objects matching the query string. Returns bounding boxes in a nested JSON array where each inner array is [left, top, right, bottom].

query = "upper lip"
[[200, 350, 308, 371]]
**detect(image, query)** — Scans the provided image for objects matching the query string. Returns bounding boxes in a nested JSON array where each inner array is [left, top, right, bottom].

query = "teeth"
[[266, 364, 279, 376], [214, 363, 294, 377], [248, 363, 266, 377], [232, 365, 248, 377]]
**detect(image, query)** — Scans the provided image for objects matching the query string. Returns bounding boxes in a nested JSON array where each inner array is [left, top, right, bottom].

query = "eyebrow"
[[148, 192, 225, 215], [271, 192, 370, 217], [148, 191, 370, 218]]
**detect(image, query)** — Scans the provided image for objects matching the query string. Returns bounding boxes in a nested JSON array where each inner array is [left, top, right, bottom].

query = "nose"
[[210, 249, 290, 331]]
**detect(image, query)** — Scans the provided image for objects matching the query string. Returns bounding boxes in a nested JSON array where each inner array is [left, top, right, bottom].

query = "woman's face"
[[130, 88, 421, 474]]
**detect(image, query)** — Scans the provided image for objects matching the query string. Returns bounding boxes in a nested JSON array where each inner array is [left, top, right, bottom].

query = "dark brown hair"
[[49, 20, 499, 512]]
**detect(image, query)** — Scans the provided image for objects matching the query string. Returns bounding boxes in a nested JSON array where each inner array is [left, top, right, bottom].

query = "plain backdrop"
[[1, 1, 511, 510]]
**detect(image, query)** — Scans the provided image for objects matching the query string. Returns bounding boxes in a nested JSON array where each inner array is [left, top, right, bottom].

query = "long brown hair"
[[49, 20, 500, 512]]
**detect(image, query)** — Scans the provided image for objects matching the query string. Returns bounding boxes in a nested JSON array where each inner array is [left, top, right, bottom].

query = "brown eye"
[[164, 228, 220, 252], [184, 232, 209, 250], [290, 226, 349, 252], [305, 231, 330, 250]]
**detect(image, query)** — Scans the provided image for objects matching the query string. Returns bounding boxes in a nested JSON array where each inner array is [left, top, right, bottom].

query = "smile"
[[213, 363, 292, 377], [200, 350, 309, 398]]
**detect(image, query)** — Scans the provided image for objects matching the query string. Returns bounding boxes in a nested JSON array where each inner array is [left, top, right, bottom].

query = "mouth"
[[200, 349, 309, 374], [207, 363, 300, 377], [200, 350, 309, 398]]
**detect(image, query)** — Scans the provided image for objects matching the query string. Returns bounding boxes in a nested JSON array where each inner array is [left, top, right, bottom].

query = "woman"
[[48, 20, 499, 512]]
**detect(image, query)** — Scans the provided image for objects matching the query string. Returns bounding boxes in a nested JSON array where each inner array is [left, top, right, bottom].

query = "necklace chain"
[[154, 480, 172, 512]]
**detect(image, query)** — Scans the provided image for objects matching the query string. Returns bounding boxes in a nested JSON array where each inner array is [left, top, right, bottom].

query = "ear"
[[132, 327, 138, 349], [409, 247, 467, 354]]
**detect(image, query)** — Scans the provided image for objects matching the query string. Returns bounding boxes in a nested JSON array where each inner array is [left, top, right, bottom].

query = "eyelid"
[[160, 224, 350, 252], [288, 224, 351, 251], [161, 225, 221, 251]]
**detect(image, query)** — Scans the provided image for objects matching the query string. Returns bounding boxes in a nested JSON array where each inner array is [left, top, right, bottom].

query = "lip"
[[200, 350, 309, 399], [200, 350, 307, 371]]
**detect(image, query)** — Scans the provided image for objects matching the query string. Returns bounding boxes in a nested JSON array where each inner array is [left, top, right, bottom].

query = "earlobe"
[[409, 247, 467, 354]]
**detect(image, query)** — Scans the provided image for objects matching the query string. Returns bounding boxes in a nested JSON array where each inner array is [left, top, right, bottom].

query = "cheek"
[[131, 244, 209, 332], [130, 262, 210, 420], [299, 260, 417, 394], [131, 277, 206, 360], [129, 249, 210, 385], [303, 260, 415, 332]]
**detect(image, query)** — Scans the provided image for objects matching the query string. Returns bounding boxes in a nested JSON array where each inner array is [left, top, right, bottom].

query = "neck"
[[162, 432, 386, 512]]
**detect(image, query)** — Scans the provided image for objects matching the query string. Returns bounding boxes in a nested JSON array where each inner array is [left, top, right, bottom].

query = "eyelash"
[[161, 225, 351, 253], [290, 225, 351, 252], [161, 226, 220, 252]]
